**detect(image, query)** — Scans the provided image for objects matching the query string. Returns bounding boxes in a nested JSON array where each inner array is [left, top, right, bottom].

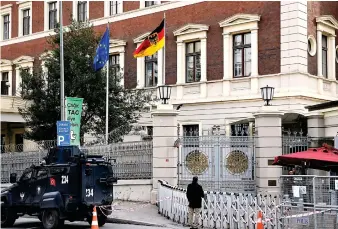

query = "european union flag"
[[93, 26, 110, 72]]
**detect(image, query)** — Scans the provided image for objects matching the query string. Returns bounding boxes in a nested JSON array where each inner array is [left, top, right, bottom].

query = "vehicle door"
[[30, 168, 49, 205], [12, 168, 34, 205], [82, 164, 95, 204]]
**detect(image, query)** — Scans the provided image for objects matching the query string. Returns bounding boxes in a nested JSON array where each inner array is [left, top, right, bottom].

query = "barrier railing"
[[157, 180, 280, 229]]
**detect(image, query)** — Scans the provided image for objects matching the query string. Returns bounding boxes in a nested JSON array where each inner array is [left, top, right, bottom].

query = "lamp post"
[[158, 85, 171, 104], [260, 85, 275, 106]]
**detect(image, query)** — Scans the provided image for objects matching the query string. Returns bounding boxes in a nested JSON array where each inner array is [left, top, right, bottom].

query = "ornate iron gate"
[[178, 131, 256, 193]]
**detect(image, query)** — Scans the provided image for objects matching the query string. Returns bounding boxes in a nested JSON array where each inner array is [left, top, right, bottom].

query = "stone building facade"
[[1, 1, 338, 191]]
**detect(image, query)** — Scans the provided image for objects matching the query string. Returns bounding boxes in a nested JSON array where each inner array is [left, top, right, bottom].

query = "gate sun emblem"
[[185, 150, 209, 175], [226, 150, 249, 174]]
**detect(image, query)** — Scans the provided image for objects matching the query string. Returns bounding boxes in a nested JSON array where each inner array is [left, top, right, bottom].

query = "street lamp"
[[260, 85, 274, 106], [158, 85, 171, 104]]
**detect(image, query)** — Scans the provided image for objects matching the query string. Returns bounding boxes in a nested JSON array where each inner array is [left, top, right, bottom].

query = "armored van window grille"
[[186, 41, 201, 83], [23, 9, 30, 36], [233, 33, 251, 77], [1, 72, 9, 95], [49, 2, 57, 30], [110, 1, 118, 15], [78, 1, 87, 22], [3, 14, 10, 40], [145, 53, 158, 87]]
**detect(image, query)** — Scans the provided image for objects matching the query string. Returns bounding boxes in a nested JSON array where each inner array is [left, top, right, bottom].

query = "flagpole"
[[163, 12, 166, 86], [105, 23, 110, 144], [59, 0, 65, 121]]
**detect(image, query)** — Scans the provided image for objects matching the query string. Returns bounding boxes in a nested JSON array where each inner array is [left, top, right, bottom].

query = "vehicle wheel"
[[42, 209, 64, 229], [1, 207, 17, 227], [98, 216, 107, 227]]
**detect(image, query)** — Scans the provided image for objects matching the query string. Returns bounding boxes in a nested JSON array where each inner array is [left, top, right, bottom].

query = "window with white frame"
[[109, 39, 126, 87], [49, 2, 57, 29], [140, 1, 160, 9], [1, 72, 9, 95], [134, 32, 163, 88], [109, 54, 120, 83], [1, 4, 12, 41], [3, 15, 10, 40], [78, 1, 87, 22], [18, 1, 32, 37], [233, 33, 251, 77], [22, 9, 30, 36], [145, 1, 155, 7], [322, 35, 328, 78], [0, 59, 13, 96], [173, 24, 209, 85], [13, 56, 34, 96], [145, 53, 158, 87], [186, 41, 201, 83], [316, 15, 338, 80], [110, 1, 118, 15], [104, 1, 122, 17], [44, 1, 59, 31], [219, 14, 260, 79]]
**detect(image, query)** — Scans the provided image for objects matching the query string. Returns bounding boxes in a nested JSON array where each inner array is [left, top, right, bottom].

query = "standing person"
[[186, 176, 204, 229]]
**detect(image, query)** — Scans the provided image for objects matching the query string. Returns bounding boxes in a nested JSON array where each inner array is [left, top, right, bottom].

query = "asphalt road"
[[10, 217, 167, 229]]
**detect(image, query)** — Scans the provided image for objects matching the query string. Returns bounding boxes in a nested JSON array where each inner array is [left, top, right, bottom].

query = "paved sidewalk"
[[108, 201, 186, 229]]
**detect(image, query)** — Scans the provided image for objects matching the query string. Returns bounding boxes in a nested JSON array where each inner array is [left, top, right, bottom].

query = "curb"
[[20, 215, 165, 227], [108, 217, 166, 227]]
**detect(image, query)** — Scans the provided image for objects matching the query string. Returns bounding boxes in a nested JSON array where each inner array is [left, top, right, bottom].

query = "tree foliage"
[[19, 20, 154, 144]]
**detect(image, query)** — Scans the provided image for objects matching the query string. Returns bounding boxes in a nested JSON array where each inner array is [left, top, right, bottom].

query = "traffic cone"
[[256, 210, 264, 229], [91, 206, 99, 229]]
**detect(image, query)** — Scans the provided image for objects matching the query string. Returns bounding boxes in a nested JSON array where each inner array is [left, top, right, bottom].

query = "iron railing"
[[1, 141, 153, 183], [158, 180, 280, 229]]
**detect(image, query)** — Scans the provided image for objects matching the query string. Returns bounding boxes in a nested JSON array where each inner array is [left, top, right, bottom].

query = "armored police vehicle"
[[1, 146, 117, 229]]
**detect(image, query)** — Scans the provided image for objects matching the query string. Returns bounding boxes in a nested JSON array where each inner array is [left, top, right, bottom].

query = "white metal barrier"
[[157, 180, 280, 229]]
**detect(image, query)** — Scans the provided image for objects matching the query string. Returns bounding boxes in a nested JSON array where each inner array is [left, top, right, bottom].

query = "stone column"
[[150, 104, 179, 204], [254, 106, 283, 194], [307, 113, 325, 147], [306, 113, 327, 176]]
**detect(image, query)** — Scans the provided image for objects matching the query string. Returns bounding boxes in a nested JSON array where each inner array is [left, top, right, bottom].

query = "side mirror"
[[10, 173, 17, 184]]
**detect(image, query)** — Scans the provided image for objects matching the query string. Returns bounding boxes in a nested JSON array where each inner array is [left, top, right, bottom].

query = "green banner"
[[65, 97, 83, 146]]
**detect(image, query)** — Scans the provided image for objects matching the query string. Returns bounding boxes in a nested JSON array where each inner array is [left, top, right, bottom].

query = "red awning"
[[273, 144, 338, 172]]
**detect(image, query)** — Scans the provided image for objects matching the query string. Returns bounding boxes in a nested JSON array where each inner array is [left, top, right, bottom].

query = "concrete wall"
[[113, 179, 152, 202]]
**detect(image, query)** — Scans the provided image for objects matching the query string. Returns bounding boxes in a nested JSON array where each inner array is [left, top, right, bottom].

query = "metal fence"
[[1, 141, 153, 183], [158, 180, 280, 229], [279, 175, 338, 229], [178, 132, 256, 194]]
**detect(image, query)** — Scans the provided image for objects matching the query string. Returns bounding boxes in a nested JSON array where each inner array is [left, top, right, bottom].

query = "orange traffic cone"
[[256, 210, 264, 229], [91, 206, 99, 229]]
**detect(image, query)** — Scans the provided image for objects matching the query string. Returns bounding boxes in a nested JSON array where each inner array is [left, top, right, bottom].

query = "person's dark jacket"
[[186, 182, 205, 208]]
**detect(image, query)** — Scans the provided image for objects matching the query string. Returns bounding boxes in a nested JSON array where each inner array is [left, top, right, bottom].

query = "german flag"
[[133, 19, 165, 58]]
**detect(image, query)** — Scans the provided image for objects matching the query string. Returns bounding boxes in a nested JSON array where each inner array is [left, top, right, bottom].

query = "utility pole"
[[59, 1, 65, 120]]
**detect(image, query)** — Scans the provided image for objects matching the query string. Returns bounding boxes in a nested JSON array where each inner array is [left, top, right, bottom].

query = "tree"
[[19, 20, 154, 144]]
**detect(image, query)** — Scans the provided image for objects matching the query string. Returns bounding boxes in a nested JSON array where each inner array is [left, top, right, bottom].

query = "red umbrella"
[[273, 144, 338, 172]]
